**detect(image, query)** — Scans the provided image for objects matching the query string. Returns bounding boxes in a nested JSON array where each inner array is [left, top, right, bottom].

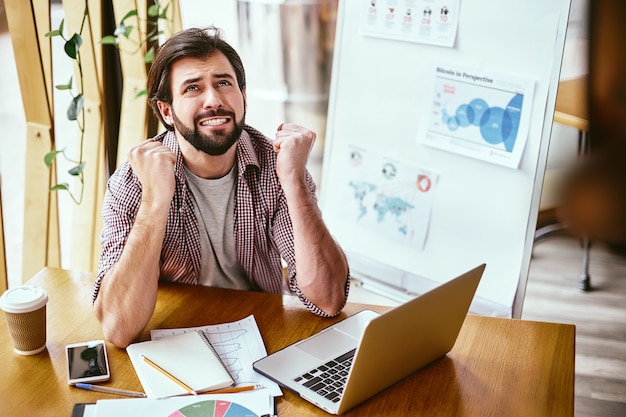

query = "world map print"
[[341, 148, 437, 250]]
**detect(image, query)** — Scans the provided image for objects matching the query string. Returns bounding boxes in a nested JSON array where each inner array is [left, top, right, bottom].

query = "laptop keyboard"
[[293, 348, 356, 403]]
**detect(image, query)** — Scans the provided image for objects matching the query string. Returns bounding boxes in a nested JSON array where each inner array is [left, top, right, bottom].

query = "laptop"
[[253, 263, 486, 415]]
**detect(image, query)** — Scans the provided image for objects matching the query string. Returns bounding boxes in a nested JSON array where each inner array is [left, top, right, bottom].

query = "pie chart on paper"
[[168, 399, 260, 417]]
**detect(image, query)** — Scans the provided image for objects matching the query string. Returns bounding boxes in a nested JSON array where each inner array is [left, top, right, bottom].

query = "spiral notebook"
[[127, 330, 234, 398]]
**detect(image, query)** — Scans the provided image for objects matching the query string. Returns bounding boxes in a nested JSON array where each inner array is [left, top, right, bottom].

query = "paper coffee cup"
[[0, 285, 49, 355]]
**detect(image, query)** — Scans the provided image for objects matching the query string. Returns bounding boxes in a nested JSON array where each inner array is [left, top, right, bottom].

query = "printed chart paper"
[[422, 63, 535, 169], [91, 392, 274, 417], [360, 0, 460, 47], [150, 315, 282, 397], [338, 147, 438, 251]]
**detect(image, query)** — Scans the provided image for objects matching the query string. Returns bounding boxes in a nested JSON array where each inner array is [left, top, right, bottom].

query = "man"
[[92, 27, 350, 348]]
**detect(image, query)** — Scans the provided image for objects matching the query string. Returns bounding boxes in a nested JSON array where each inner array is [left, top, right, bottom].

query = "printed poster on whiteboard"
[[421, 63, 536, 169], [336, 146, 439, 251], [360, 0, 460, 47]]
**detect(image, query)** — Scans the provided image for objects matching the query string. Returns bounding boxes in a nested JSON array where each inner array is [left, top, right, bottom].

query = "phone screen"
[[67, 341, 110, 384]]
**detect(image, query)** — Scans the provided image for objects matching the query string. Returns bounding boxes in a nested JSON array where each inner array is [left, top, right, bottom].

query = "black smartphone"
[[66, 340, 111, 385]]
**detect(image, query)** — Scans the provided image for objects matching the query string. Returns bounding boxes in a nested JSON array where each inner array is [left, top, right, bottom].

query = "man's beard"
[[171, 107, 245, 156]]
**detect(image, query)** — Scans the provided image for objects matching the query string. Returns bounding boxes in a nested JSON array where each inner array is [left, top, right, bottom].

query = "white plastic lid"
[[0, 286, 48, 314]]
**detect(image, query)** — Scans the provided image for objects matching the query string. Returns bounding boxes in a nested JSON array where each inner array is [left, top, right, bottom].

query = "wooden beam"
[[165, 0, 182, 36], [23, 124, 56, 280], [4, 0, 60, 282], [33, 2, 61, 270], [113, 0, 149, 168], [32, 0, 53, 116], [4, 0, 52, 125]]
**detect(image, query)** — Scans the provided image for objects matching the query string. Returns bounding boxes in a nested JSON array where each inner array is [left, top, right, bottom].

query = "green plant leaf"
[[55, 76, 73, 91], [120, 9, 138, 24], [134, 89, 147, 98], [46, 19, 65, 37], [100, 35, 118, 45], [44, 150, 63, 167], [123, 25, 135, 38], [159, 4, 170, 19], [144, 47, 156, 64], [50, 183, 70, 192], [45, 29, 62, 37], [64, 33, 83, 59], [67, 94, 84, 121], [147, 4, 160, 17], [68, 162, 86, 176], [114, 23, 135, 39]]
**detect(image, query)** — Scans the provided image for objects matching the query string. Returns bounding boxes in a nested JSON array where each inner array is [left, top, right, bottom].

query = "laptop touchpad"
[[296, 328, 358, 360]]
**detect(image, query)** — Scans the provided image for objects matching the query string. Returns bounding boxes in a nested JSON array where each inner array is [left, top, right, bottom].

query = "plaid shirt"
[[92, 126, 348, 317]]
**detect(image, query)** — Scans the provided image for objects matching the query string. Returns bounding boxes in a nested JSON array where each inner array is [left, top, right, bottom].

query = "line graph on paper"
[[150, 315, 282, 396], [204, 322, 258, 383]]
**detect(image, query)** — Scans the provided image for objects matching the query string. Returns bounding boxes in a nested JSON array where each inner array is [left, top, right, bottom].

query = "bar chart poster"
[[360, 0, 460, 47], [422, 63, 535, 169]]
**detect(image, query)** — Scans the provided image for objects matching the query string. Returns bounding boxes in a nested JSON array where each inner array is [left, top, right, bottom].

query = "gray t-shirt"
[[183, 164, 252, 290]]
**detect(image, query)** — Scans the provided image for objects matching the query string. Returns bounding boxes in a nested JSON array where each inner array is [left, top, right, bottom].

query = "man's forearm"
[[94, 204, 168, 347], [285, 182, 349, 315]]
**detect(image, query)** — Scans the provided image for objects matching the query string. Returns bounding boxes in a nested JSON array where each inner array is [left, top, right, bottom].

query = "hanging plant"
[[41, 1, 173, 205], [100, 1, 174, 98], [44, 6, 88, 205]]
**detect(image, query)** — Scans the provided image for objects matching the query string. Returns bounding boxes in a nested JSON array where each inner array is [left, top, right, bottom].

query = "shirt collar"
[[160, 130, 186, 177], [236, 127, 261, 175]]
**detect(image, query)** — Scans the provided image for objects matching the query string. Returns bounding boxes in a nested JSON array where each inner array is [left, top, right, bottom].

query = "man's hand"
[[128, 139, 177, 207], [273, 123, 316, 189]]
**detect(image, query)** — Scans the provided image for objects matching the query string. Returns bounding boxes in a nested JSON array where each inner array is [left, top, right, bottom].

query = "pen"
[[208, 383, 264, 394], [141, 354, 198, 395], [74, 383, 146, 398]]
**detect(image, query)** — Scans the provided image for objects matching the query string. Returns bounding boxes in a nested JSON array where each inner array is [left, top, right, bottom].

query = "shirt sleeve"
[[91, 163, 142, 303]]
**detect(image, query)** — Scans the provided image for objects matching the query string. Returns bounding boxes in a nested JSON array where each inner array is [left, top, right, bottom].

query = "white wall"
[[179, 0, 240, 46]]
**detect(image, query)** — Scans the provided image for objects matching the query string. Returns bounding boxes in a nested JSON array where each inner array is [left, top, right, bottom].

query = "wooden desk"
[[0, 268, 575, 416]]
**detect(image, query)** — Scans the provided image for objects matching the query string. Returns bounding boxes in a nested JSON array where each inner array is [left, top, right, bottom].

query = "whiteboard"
[[320, 0, 572, 317]]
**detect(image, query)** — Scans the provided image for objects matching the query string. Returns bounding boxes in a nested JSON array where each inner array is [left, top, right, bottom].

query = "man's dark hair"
[[147, 26, 246, 130]]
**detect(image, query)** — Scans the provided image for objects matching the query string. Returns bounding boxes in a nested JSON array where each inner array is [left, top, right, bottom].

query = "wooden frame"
[[4, 0, 60, 282], [4, 0, 181, 280], [112, 0, 151, 168]]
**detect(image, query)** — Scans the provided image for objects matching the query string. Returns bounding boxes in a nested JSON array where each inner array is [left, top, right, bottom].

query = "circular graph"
[[439, 94, 523, 152], [168, 399, 260, 417]]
